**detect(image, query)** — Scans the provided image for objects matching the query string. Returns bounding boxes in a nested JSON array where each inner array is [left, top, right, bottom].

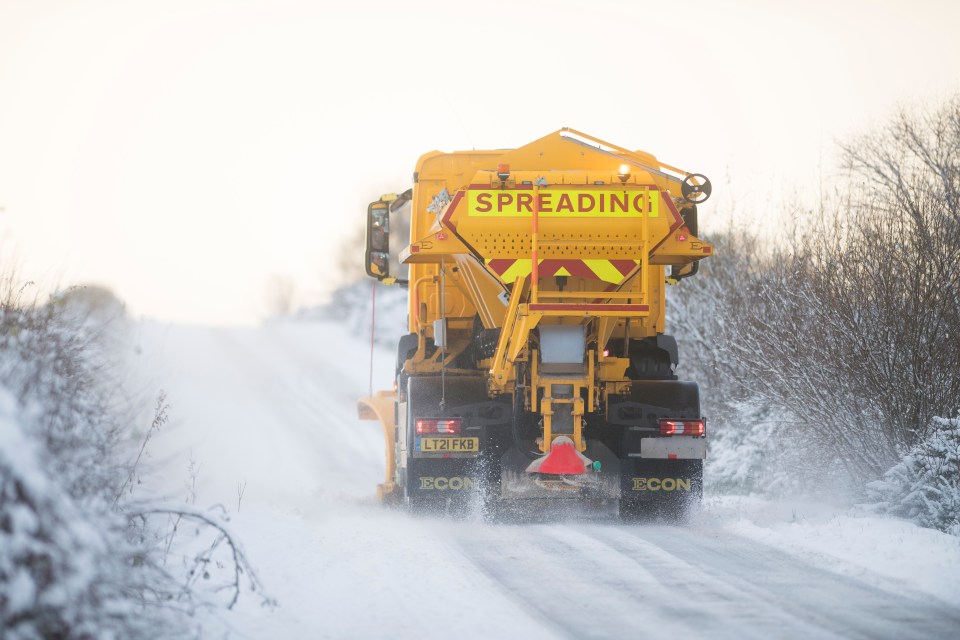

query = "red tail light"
[[416, 418, 462, 434], [659, 419, 705, 436]]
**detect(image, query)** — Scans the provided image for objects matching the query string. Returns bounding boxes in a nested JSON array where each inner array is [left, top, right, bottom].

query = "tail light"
[[416, 418, 462, 435], [659, 419, 705, 436]]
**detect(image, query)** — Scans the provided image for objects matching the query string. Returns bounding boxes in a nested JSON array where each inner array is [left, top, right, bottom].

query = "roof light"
[[617, 163, 631, 184], [497, 163, 511, 181]]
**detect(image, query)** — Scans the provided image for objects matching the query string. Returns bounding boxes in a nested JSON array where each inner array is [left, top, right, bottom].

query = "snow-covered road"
[[130, 320, 960, 639]]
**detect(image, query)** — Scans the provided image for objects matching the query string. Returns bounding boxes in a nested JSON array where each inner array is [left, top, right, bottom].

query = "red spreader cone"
[[525, 436, 592, 475]]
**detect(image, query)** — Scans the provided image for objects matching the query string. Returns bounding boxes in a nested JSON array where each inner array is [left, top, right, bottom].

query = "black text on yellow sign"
[[467, 189, 659, 218], [418, 437, 480, 452]]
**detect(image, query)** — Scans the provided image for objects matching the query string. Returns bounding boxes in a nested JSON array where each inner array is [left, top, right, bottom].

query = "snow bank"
[[706, 495, 960, 606], [0, 288, 198, 638], [0, 387, 169, 639]]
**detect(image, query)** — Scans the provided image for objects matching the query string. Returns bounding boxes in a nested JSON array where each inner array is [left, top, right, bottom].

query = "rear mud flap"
[[620, 458, 703, 502], [404, 458, 480, 500]]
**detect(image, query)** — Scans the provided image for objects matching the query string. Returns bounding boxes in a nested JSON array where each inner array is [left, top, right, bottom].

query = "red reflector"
[[659, 419, 705, 436], [437, 232, 447, 240], [416, 418, 462, 434], [677, 233, 688, 242]]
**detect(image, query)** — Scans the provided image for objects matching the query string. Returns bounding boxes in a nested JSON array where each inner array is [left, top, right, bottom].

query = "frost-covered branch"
[[127, 502, 275, 611]]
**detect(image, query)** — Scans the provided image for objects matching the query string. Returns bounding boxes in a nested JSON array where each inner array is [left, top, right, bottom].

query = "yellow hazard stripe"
[[498, 259, 532, 283], [583, 259, 630, 284], [487, 259, 639, 285]]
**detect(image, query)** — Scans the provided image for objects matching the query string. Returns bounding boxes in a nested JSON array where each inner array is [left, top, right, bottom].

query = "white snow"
[[127, 317, 960, 639], [709, 495, 960, 605]]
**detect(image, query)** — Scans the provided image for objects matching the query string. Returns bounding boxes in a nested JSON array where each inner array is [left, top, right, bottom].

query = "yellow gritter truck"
[[358, 128, 713, 520]]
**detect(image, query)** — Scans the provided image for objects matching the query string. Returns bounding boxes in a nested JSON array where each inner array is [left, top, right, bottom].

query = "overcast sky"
[[1, 0, 958, 324]]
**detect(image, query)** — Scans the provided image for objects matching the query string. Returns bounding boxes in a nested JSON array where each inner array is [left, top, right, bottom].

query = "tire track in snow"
[[454, 520, 960, 640], [591, 524, 960, 639], [210, 326, 385, 483], [453, 522, 709, 640], [539, 524, 836, 640]]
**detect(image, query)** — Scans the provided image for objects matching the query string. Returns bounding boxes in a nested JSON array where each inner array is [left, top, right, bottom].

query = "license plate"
[[417, 437, 479, 453]]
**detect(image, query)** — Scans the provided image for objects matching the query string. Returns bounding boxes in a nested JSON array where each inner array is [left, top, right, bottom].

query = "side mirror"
[[680, 204, 698, 237], [365, 201, 391, 280], [670, 204, 700, 282]]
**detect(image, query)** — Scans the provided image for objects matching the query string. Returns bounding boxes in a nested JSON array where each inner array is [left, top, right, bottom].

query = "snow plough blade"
[[357, 390, 400, 504]]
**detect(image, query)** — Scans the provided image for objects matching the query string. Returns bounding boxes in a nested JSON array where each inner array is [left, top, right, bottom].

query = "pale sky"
[[1, 0, 958, 324]]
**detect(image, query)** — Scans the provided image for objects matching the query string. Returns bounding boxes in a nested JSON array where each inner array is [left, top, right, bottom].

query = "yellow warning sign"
[[467, 188, 659, 218]]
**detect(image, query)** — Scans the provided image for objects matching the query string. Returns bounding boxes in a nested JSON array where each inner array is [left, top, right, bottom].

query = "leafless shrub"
[[671, 96, 960, 496], [0, 274, 272, 638], [668, 229, 804, 493], [126, 502, 273, 612], [716, 96, 960, 487]]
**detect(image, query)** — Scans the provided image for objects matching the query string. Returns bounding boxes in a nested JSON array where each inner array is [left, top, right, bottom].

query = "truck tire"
[[396, 333, 418, 377]]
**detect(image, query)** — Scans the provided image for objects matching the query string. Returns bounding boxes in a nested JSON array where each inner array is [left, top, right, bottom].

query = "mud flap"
[[404, 458, 480, 514], [402, 375, 490, 513], [619, 458, 702, 521]]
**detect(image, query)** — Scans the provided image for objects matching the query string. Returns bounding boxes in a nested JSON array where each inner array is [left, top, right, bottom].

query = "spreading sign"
[[467, 188, 659, 218]]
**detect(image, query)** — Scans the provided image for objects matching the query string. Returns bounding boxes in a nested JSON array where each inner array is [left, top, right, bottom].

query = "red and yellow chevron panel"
[[485, 258, 638, 284]]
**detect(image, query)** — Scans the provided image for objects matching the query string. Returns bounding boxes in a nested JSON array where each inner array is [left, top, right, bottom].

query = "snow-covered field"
[[129, 319, 960, 639]]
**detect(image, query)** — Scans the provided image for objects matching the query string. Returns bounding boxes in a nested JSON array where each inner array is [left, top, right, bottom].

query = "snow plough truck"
[[358, 129, 713, 519]]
